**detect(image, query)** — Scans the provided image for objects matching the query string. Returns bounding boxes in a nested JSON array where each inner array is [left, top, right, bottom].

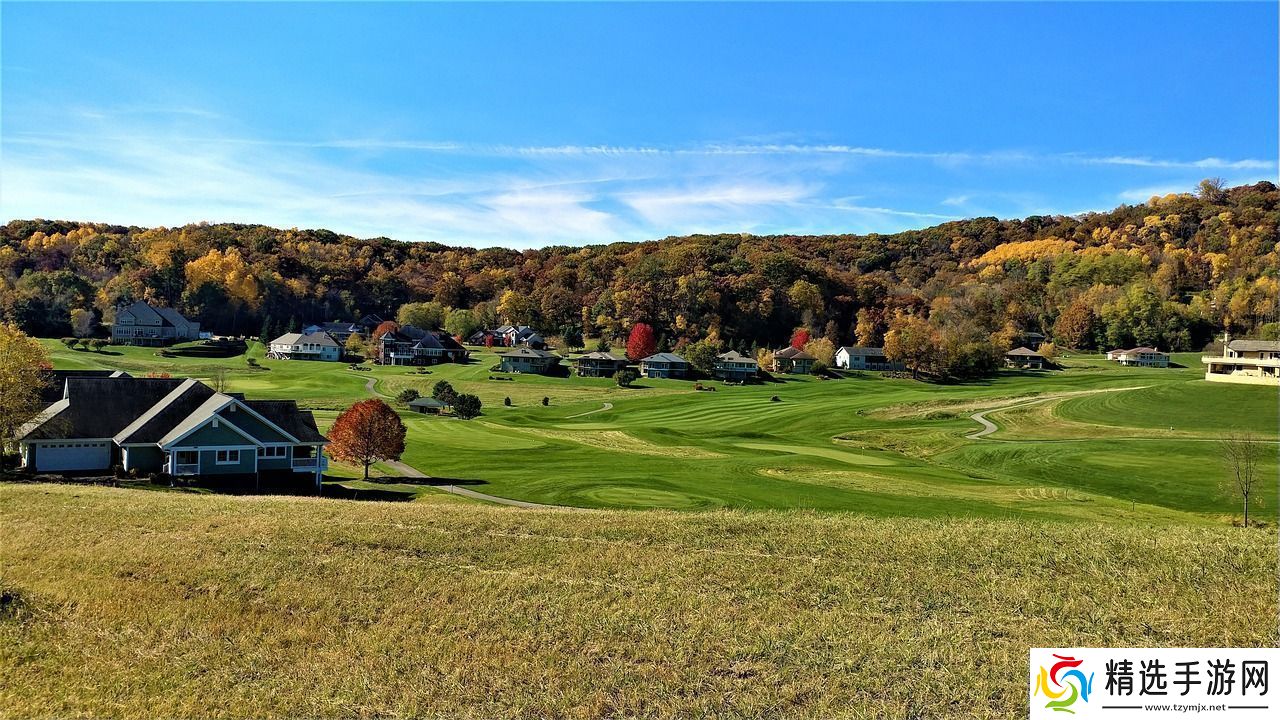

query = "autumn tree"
[[0, 324, 52, 451], [883, 314, 938, 380], [626, 322, 657, 361], [497, 290, 538, 326], [327, 399, 406, 480], [444, 309, 480, 340], [398, 301, 447, 330], [790, 328, 811, 350], [803, 337, 836, 367], [855, 308, 884, 347], [69, 308, 95, 338], [1053, 301, 1100, 350]]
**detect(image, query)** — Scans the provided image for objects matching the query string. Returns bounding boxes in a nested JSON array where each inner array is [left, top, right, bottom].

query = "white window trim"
[[215, 449, 241, 465]]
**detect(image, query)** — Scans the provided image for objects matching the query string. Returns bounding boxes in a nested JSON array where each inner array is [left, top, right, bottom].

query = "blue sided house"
[[18, 375, 329, 487]]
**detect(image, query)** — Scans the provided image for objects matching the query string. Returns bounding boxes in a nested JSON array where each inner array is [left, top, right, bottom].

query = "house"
[[834, 346, 904, 371], [407, 397, 448, 415], [40, 370, 131, 406], [497, 346, 560, 374], [267, 331, 343, 361], [771, 346, 816, 375], [356, 314, 385, 334], [17, 377, 328, 487], [1105, 346, 1170, 368], [1019, 331, 1047, 351], [493, 324, 546, 348], [379, 326, 470, 365], [301, 321, 363, 344], [1005, 346, 1046, 369], [575, 351, 630, 378], [1202, 336, 1280, 385], [111, 300, 200, 346], [714, 350, 758, 381], [639, 352, 689, 379]]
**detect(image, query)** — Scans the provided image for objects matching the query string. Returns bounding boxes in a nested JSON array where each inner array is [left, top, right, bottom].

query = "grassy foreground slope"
[[1, 484, 1275, 719]]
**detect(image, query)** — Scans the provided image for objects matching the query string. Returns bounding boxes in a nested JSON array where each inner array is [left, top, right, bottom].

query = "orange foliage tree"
[[625, 322, 657, 361], [327, 399, 406, 480], [789, 328, 810, 350]]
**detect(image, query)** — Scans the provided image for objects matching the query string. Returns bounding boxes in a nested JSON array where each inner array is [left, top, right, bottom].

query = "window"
[[258, 446, 287, 458], [215, 449, 240, 464]]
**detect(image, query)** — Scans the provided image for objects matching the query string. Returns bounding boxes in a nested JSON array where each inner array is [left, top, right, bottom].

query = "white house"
[[267, 331, 342, 361], [1105, 346, 1170, 368], [834, 346, 904, 371]]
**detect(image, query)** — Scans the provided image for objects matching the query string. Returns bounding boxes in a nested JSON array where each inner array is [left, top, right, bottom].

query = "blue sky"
[[3, 2, 1276, 248]]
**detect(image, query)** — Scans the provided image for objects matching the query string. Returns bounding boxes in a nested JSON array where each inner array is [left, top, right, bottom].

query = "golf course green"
[[41, 340, 1277, 523]]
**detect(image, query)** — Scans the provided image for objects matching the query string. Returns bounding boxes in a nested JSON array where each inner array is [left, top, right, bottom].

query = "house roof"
[[774, 346, 815, 360], [119, 300, 164, 325], [837, 346, 886, 356], [407, 397, 448, 409], [577, 351, 628, 362], [1228, 339, 1280, 352], [641, 352, 687, 364], [309, 321, 360, 334], [499, 346, 559, 359], [717, 350, 757, 363], [154, 306, 194, 329], [20, 377, 327, 447], [242, 400, 327, 444], [271, 331, 339, 347], [40, 370, 130, 405], [1006, 346, 1043, 357], [22, 378, 188, 440]]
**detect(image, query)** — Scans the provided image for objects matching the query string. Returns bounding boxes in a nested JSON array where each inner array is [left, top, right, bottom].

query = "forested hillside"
[[3, 180, 1276, 367]]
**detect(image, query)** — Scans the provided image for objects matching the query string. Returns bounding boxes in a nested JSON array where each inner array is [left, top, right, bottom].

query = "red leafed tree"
[[626, 322, 657, 361], [790, 328, 810, 349], [327, 399, 406, 480], [484, 334, 494, 348]]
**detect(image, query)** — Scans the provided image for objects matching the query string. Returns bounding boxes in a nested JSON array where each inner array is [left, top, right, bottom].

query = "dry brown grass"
[[2, 483, 1275, 719]]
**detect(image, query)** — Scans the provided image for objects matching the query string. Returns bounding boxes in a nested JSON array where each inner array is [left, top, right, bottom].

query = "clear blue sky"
[[3, 2, 1276, 247]]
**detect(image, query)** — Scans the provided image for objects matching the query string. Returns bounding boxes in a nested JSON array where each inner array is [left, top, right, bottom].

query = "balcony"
[[292, 457, 328, 472], [174, 463, 200, 476]]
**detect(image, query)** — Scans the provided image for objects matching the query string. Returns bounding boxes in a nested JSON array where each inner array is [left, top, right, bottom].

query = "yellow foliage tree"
[[0, 324, 51, 450], [185, 248, 261, 309]]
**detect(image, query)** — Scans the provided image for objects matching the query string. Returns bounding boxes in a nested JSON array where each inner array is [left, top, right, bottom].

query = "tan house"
[[771, 346, 816, 374], [1105, 346, 1170, 368], [1005, 346, 1046, 369], [1202, 337, 1280, 385]]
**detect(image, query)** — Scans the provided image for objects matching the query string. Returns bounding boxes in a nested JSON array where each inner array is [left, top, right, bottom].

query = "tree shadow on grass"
[[363, 475, 489, 488]]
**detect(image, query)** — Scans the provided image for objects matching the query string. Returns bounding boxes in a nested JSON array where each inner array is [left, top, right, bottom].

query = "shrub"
[[810, 361, 828, 375], [504, 396, 512, 407], [771, 395, 781, 402], [88, 339, 108, 352], [542, 396, 550, 406], [614, 369, 638, 388], [246, 357, 259, 368], [61, 337, 78, 348], [396, 388, 420, 404]]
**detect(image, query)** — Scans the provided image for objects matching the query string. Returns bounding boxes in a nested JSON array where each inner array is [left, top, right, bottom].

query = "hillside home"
[[302, 321, 363, 343], [639, 352, 689, 379], [1019, 331, 1046, 350], [111, 300, 200, 346], [267, 331, 343, 361], [18, 377, 328, 487], [575, 351, 630, 377], [714, 350, 758, 381], [498, 346, 561, 374], [834, 346, 904, 371], [379, 326, 469, 365], [772, 346, 816, 374], [1004, 346, 1046, 369], [357, 314, 386, 334], [1202, 337, 1280, 385], [1105, 346, 1170, 368]]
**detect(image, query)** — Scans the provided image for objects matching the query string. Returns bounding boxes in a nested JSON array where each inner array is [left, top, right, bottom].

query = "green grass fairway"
[[1, 484, 1273, 718], [38, 341, 1279, 523]]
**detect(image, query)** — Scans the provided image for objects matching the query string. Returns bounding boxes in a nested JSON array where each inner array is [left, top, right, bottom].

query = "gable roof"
[[114, 378, 217, 444], [153, 306, 194, 329], [837, 346, 886, 356], [1006, 346, 1043, 357], [577, 351, 627, 362], [272, 331, 339, 347], [1228, 339, 1280, 352], [641, 352, 687, 364], [499, 346, 559, 359], [22, 378, 187, 440], [716, 350, 757, 363], [118, 300, 164, 325], [40, 370, 130, 405], [774, 346, 815, 360], [241, 400, 327, 444], [407, 397, 448, 409]]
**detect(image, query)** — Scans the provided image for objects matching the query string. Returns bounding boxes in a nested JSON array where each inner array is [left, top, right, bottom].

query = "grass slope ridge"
[[2, 484, 1275, 718]]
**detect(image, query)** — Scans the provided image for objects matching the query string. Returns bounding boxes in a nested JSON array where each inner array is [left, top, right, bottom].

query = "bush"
[[453, 393, 482, 420], [396, 388, 420, 404], [60, 337, 78, 348], [810, 361, 828, 375], [504, 396, 512, 407], [614, 369, 638, 388], [246, 357, 259, 368], [770, 395, 781, 402], [541, 396, 550, 406], [88, 339, 108, 352]]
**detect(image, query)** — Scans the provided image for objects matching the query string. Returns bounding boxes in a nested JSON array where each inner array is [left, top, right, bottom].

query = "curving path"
[[965, 386, 1148, 441], [565, 402, 614, 419], [382, 460, 556, 509]]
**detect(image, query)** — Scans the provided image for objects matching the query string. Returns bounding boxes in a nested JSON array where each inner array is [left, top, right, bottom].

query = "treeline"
[[2, 179, 1276, 378]]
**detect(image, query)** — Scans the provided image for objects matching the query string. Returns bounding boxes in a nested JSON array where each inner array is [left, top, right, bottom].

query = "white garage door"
[[36, 441, 111, 472]]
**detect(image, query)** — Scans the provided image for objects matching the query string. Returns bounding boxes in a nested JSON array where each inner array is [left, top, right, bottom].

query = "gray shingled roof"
[[1006, 346, 1043, 357], [774, 347, 816, 360], [641, 352, 687, 364], [22, 378, 187, 440], [499, 346, 559, 359], [1228, 339, 1280, 352], [716, 350, 756, 363], [242, 400, 327, 444], [577, 351, 628, 362], [838, 346, 886, 356], [115, 379, 217, 444]]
